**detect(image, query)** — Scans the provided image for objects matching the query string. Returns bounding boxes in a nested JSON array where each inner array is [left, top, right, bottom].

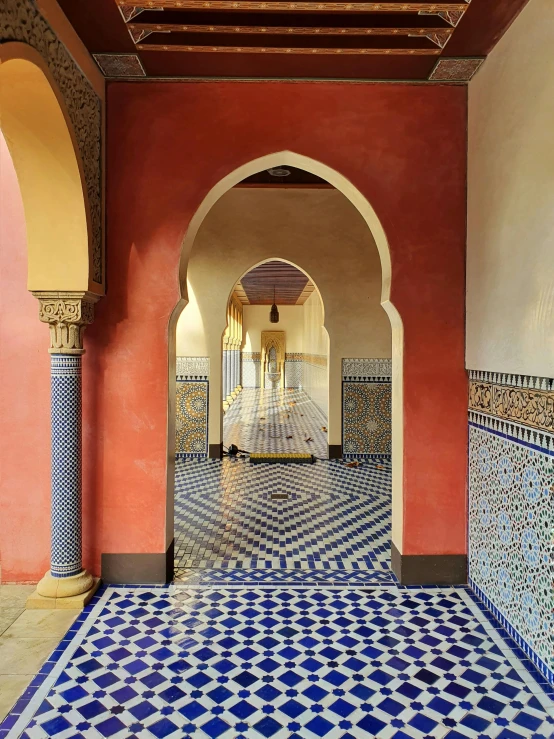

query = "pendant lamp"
[[270, 285, 279, 323]]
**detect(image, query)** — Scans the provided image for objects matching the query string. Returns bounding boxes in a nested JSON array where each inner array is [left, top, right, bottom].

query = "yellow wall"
[[467, 0, 554, 375], [175, 187, 391, 446], [0, 55, 90, 291], [242, 306, 304, 353], [302, 291, 329, 415]]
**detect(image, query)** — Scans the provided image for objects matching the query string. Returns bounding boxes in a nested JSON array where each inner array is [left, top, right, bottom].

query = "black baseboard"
[[209, 443, 223, 459], [102, 539, 174, 584], [328, 444, 342, 459], [391, 542, 467, 585]]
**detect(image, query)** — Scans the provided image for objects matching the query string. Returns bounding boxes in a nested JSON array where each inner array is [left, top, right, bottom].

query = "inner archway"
[[223, 259, 330, 458], [170, 157, 399, 580]]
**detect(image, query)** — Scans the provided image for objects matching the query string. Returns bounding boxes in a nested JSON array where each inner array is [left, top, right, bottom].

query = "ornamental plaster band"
[[27, 292, 101, 610]]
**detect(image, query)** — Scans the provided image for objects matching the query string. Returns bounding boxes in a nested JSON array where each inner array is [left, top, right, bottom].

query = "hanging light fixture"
[[270, 285, 279, 323]]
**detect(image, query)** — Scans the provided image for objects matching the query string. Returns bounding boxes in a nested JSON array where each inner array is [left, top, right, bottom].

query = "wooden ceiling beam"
[[118, 1, 468, 11], [136, 43, 441, 53], [129, 22, 453, 45]]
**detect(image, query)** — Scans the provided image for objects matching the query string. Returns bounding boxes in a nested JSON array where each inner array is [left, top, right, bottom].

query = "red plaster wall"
[[0, 133, 51, 582], [86, 81, 468, 574]]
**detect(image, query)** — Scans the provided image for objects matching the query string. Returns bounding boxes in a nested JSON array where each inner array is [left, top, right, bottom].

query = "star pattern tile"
[[3, 585, 554, 739]]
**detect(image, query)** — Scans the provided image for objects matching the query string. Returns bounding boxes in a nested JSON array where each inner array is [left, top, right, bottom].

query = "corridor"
[[223, 389, 329, 458]]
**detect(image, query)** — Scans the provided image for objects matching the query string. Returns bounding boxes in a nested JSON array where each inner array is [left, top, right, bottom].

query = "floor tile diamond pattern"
[[174, 458, 392, 574], [6, 585, 554, 739]]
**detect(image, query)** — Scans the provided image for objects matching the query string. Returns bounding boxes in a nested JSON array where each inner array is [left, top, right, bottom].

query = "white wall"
[[302, 291, 329, 415], [175, 188, 391, 446], [242, 305, 304, 353], [466, 0, 554, 376]]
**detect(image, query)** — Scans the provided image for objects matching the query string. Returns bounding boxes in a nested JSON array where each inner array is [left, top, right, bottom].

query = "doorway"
[[172, 165, 394, 584]]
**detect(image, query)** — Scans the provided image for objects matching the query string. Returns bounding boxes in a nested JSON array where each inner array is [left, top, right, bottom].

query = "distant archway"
[[169, 151, 404, 553]]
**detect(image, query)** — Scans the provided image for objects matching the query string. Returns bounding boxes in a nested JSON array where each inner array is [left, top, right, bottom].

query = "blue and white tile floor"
[[224, 389, 329, 459], [174, 457, 392, 577], [2, 584, 553, 738]]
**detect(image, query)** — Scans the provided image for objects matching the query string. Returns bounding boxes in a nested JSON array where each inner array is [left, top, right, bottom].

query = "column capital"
[[32, 291, 100, 355]]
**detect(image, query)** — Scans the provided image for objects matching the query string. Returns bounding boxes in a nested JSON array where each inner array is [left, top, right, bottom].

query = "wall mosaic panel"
[[175, 381, 209, 458], [285, 360, 303, 388], [176, 357, 209, 457], [468, 370, 554, 685], [1, 0, 103, 284], [241, 356, 261, 388], [342, 359, 392, 458]]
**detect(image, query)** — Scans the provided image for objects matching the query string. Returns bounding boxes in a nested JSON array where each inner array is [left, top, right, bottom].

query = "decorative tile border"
[[469, 578, 554, 687], [173, 567, 395, 587], [469, 378, 554, 434], [175, 379, 209, 457], [342, 358, 392, 380], [303, 353, 327, 368], [242, 352, 261, 361], [176, 356, 210, 380], [285, 352, 303, 362]]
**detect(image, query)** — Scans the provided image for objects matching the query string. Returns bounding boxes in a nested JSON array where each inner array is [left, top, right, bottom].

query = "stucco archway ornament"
[[174, 151, 404, 548]]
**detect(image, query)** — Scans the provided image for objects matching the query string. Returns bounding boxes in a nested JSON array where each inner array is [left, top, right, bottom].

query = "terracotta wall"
[[85, 81, 467, 575], [0, 133, 50, 582]]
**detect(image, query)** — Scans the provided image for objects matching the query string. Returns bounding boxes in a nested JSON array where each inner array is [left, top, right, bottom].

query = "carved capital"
[[32, 291, 100, 355]]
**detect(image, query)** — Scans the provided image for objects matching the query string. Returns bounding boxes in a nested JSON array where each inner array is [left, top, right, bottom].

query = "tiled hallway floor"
[[173, 458, 392, 577], [223, 389, 329, 459], [2, 584, 553, 739]]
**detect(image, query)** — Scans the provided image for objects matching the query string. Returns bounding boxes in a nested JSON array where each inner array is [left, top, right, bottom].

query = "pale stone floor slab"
[[0, 586, 79, 723]]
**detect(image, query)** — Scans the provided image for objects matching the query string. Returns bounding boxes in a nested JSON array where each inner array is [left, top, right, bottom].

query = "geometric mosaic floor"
[[174, 457, 392, 578], [223, 389, 329, 459], [3, 584, 553, 739]]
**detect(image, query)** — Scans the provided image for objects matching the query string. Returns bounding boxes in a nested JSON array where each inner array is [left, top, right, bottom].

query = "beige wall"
[[242, 305, 304, 353], [467, 0, 554, 376], [175, 187, 391, 446], [302, 291, 329, 415]]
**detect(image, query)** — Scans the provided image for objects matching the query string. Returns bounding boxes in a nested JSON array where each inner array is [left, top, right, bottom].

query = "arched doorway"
[[221, 258, 330, 459], [0, 47, 99, 596], [170, 157, 398, 581]]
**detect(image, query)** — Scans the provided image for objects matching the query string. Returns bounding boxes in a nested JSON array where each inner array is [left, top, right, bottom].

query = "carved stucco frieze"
[[0, 0, 103, 284], [33, 292, 99, 354]]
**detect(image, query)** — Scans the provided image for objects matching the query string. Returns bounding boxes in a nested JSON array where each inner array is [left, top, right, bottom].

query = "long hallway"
[[223, 389, 329, 459]]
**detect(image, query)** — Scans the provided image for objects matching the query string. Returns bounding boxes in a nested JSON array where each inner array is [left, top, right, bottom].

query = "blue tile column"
[[33, 292, 98, 601]]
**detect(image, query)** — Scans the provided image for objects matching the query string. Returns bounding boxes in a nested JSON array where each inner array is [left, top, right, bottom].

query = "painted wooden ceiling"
[[57, 0, 529, 82], [234, 261, 315, 305]]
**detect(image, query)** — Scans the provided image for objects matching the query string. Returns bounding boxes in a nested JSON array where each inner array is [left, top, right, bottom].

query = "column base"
[[35, 569, 95, 598], [27, 576, 100, 610]]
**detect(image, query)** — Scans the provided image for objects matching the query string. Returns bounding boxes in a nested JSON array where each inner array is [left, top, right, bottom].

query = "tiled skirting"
[[175, 357, 210, 458], [468, 369, 554, 686], [342, 359, 392, 457]]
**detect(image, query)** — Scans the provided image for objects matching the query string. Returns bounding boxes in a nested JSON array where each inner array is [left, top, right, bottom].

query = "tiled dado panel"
[[468, 370, 554, 684], [241, 353, 324, 389], [241, 352, 260, 388], [285, 353, 303, 388], [175, 358, 209, 458], [342, 359, 392, 458]]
